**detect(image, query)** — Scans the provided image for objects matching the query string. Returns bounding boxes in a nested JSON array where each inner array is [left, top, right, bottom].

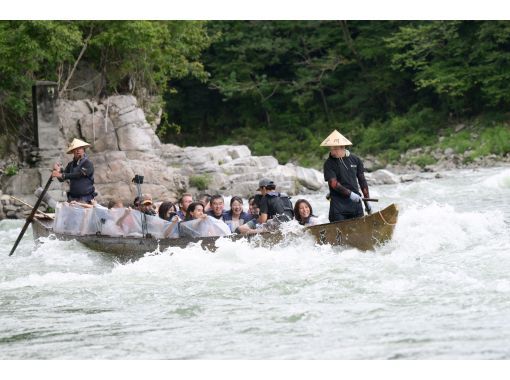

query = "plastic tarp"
[[53, 203, 179, 239], [179, 216, 231, 238]]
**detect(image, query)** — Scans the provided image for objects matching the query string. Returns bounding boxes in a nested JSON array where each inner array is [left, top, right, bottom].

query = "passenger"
[[207, 195, 227, 221], [158, 201, 180, 222], [139, 194, 156, 216], [177, 193, 193, 220], [238, 179, 294, 234], [180, 201, 231, 238], [52, 138, 97, 203], [96, 199, 125, 236], [223, 196, 253, 232], [107, 199, 124, 209], [294, 199, 319, 226], [248, 196, 258, 217], [198, 193, 212, 212], [185, 202, 207, 221], [256, 178, 294, 224], [237, 194, 262, 234]]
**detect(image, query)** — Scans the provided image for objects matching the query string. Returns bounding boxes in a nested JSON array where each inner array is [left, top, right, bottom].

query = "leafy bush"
[[438, 122, 510, 157], [4, 164, 18, 176], [358, 108, 443, 156], [409, 155, 436, 168], [189, 175, 211, 191]]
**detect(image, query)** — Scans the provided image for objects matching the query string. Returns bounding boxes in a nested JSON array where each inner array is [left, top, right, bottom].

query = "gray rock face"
[[365, 169, 399, 185], [2, 95, 327, 212]]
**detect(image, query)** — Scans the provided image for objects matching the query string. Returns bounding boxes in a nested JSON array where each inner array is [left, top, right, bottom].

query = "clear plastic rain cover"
[[178, 216, 231, 238], [53, 203, 180, 239]]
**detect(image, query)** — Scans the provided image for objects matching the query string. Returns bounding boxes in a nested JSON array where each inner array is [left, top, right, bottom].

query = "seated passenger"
[[177, 193, 193, 220], [237, 195, 262, 234], [139, 194, 156, 216], [185, 201, 207, 221], [180, 201, 231, 238], [198, 193, 212, 212], [206, 194, 227, 221], [294, 199, 319, 226], [158, 201, 180, 222], [107, 198, 124, 209], [238, 179, 293, 234], [248, 196, 258, 218], [223, 196, 253, 233]]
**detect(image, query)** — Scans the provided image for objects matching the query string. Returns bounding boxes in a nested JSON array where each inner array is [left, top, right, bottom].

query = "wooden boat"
[[31, 204, 398, 262]]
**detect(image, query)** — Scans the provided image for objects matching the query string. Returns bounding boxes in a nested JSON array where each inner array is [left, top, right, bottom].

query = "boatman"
[[52, 138, 97, 203], [321, 130, 370, 222]]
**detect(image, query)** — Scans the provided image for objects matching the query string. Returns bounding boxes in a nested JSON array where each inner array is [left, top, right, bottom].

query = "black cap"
[[256, 178, 275, 190]]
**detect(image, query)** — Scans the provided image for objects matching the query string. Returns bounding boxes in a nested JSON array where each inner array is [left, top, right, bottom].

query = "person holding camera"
[[158, 201, 180, 222], [52, 138, 96, 203]]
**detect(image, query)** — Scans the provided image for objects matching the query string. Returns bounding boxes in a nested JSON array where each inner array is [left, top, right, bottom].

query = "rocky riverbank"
[[1, 94, 509, 220]]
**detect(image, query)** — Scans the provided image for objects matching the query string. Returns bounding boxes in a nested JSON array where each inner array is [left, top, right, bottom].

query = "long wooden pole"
[[9, 195, 53, 219], [8, 175, 53, 256]]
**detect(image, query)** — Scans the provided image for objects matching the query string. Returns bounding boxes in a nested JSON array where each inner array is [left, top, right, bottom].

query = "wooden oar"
[[8, 174, 53, 256], [9, 195, 54, 219]]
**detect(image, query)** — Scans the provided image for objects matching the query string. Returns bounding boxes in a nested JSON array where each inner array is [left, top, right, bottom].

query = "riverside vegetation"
[[1, 21, 509, 170]]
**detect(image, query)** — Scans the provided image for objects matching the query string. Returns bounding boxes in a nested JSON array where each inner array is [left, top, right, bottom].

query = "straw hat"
[[320, 130, 352, 147], [66, 138, 91, 154]]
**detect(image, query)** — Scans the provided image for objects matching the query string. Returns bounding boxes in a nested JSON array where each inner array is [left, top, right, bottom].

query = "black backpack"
[[277, 193, 294, 219]]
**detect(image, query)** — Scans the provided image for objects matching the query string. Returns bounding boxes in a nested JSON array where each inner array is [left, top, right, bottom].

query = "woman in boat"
[[294, 199, 319, 226], [158, 201, 180, 222], [185, 202, 207, 221], [321, 130, 371, 222], [180, 201, 231, 238], [223, 196, 253, 233]]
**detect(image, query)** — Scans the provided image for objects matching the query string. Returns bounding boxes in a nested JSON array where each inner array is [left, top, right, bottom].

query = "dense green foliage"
[[164, 21, 510, 167], [1, 21, 509, 168], [0, 20, 211, 148]]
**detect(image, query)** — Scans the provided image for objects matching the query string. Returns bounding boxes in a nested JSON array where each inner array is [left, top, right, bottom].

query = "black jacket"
[[58, 155, 95, 198]]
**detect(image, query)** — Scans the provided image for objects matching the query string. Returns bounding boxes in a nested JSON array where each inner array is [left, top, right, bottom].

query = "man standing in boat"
[[52, 138, 97, 203], [322, 130, 370, 222]]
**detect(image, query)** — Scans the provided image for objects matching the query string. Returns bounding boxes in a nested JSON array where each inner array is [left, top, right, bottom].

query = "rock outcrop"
[[1, 95, 325, 213]]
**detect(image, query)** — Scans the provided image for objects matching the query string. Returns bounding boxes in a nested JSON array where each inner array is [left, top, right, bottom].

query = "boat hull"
[[31, 203, 398, 261], [306, 203, 398, 251]]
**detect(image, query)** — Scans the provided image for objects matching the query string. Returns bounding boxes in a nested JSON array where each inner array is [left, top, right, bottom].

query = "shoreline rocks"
[[1, 94, 509, 220]]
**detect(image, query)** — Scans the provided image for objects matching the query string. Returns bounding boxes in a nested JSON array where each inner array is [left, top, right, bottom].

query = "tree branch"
[[59, 27, 94, 98]]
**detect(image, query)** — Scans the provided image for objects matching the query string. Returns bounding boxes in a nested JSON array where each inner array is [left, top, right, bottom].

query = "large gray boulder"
[[2, 95, 332, 213]]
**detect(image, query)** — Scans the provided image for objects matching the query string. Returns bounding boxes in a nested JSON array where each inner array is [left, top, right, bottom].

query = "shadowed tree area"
[[1, 20, 509, 168]]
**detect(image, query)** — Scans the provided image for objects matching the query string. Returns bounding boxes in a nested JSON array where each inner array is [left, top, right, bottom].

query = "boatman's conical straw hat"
[[66, 138, 91, 153], [320, 130, 352, 147]]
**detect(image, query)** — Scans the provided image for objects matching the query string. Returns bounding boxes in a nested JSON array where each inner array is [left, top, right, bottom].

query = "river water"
[[1, 166, 509, 359]]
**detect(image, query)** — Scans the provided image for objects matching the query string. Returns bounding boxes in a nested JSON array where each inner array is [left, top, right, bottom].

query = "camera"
[[132, 174, 144, 184]]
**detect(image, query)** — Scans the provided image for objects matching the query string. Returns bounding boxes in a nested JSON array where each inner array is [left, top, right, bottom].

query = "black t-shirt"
[[323, 153, 367, 197]]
